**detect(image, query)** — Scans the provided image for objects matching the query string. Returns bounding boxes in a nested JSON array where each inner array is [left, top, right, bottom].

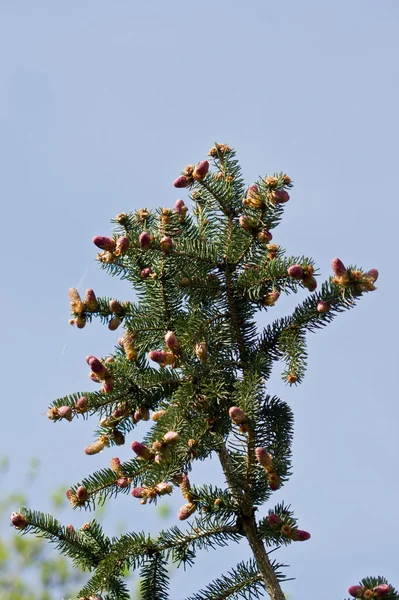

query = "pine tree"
[[11, 143, 394, 600]]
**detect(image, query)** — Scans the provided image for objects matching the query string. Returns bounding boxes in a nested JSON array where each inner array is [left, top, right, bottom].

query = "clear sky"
[[1, 1, 398, 598]]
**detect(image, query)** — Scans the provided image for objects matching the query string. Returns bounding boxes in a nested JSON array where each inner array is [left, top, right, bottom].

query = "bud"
[[155, 482, 173, 496], [195, 342, 208, 362], [152, 410, 167, 421], [81, 523, 91, 531], [302, 275, 317, 291], [109, 299, 124, 314], [66, 524, 75, 533], [374, 584, 391, 597], [287, 265, 304, 279], [58, 405, 73, 421], [139, 231, 151, 249], [75, 396, 88, 413], [84, 439, 106, 455], [228, 406, 247, 425], [115, 212, 129, 224], [68, 288, 85, 314], [282, 174, 291, 184], [193, 160, 210, 180], [115, 236, 130, 255], [267, 513, 282, 528], [174, 175, 192, 188], [108, 317, 122, 331], [287, 373, 297, 384], [112, 429, 125, 446], [265, 176, 278, 187], [280, 524, 292, 536], [160, 236, 173, 251], [267, 243, 279, 259], [165, 331, 180, 352], [140, 267, 153, 279], [263, 290, 280, 307], [47, 407, 59, 421], [93, 236, 116, 251], [11, 512, 27, 529], [131, 487, 146, 498], [131, 441, 153, 461], [268, 472, 281, 490], [178, 502, 197, 520], [255, 447, 273, 469], [331, 258, 347, 276], [257, 230, 273, 244], [116, 478, 129, 488], [76, 486, 89, 503], [208, 143, 231, 156], [163, 431, 180, 445], [363, 591, 375, 600], [269, 189, 290, 204]]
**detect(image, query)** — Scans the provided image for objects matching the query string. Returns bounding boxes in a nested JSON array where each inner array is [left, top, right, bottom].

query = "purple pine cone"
[[93, 236, 116, 251], [287, 264, 304, 279], [348, 586, 364, 598], [317, 300, 330, 313], [86, 356, 109, 377], [366, 268, 379, 282], [84, 289, 99, 312], [131, 486, 146, 498], [131, 441, 153, 461], [229, 406, 247, 425], [76, 486, 89, 502], [116, 477, 129, 488], [174, 199, 187, 213], [255, 447, 273, 468], [267, 513, 282, 527], [331, 258, 347, 276], [58, 406, 73, 421], [174, 175, 191, 188], [270, 189, 290, 204], [178, 502, 197, 520], [140, 267, 153, 279], [291, 529, 311, 541], [139, 231, 151, 249], [193, 160, 209, 180], [11, 512, 27, 529], [374, 584, 391, 597], [116, 236, 130, 252], [75, 396, 88, 412], [160, 236, 173, 251], [113, 430, 125, 446], [165, 331, 180, 352]]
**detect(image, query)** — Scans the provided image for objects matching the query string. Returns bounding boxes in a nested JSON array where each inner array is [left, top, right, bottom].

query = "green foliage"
[[11, 144, 388, 599]]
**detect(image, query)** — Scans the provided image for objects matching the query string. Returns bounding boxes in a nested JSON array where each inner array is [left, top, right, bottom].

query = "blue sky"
[[1, 1, 398, 598]]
